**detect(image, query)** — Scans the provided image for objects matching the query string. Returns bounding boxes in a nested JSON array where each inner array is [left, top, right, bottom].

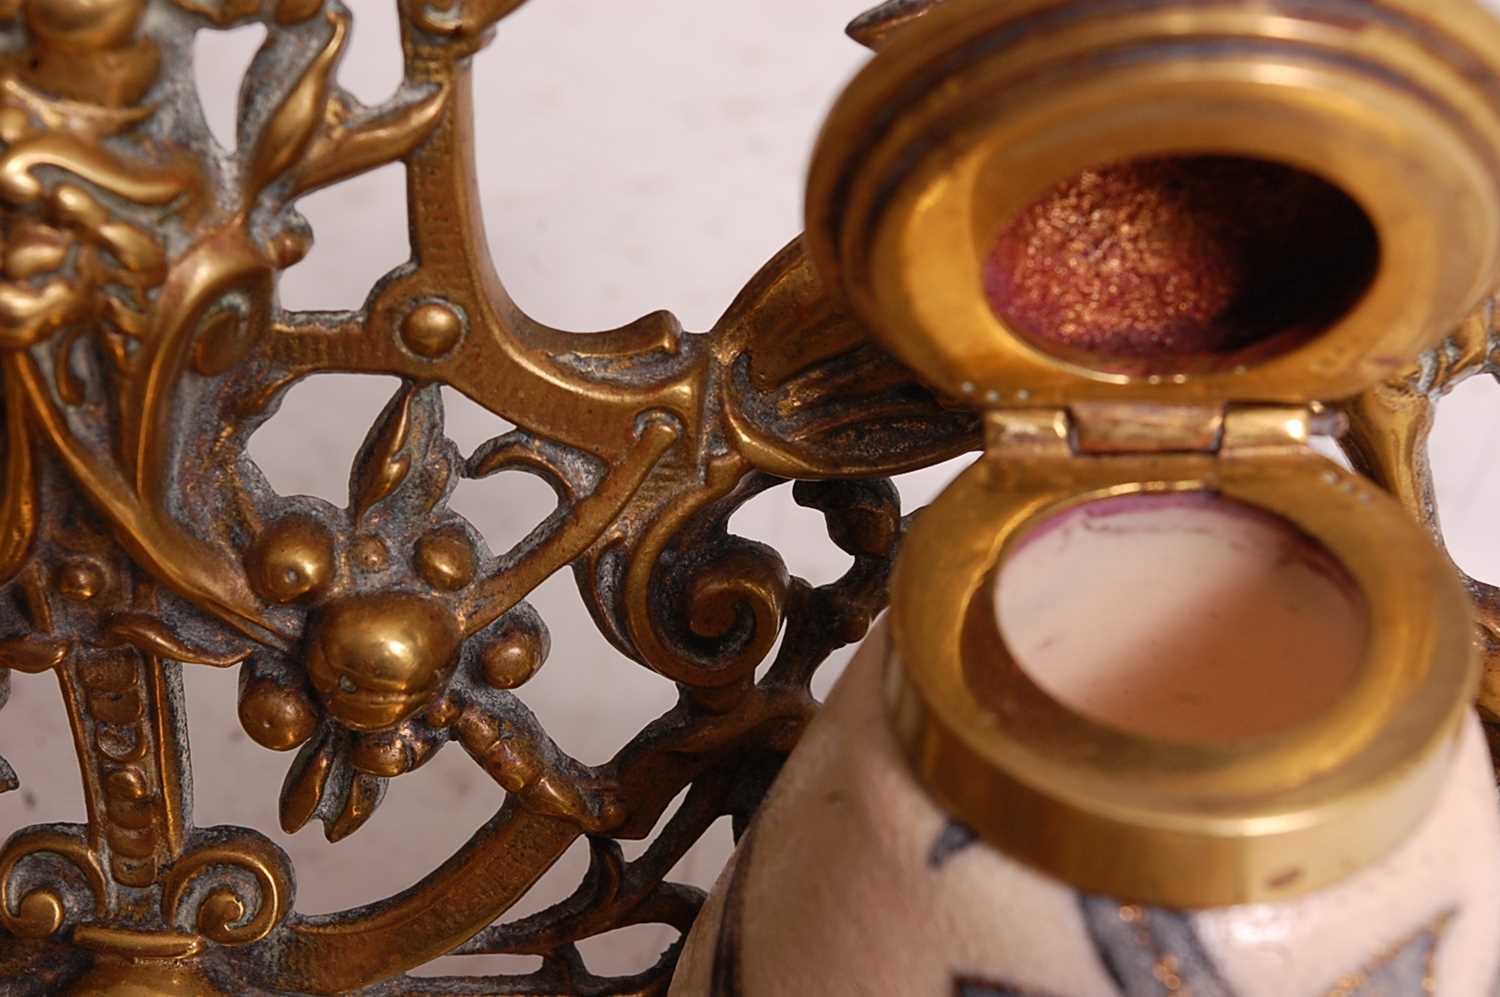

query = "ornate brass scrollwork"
[[0, 1, 974, 992]]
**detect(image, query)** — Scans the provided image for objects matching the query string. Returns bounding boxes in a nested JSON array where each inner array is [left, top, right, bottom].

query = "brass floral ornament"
[[0, 0, 975, 993]]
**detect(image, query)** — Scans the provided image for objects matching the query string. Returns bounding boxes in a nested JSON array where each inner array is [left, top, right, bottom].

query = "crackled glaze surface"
[[671, 623, 1500, 996]]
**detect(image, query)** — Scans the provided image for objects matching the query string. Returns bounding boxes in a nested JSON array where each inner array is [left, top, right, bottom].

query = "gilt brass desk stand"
[[0, 0, 1498, 994]]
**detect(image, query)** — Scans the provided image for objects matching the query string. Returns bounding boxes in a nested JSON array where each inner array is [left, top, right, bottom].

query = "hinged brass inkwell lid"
[[806, 0, 1500, 909]]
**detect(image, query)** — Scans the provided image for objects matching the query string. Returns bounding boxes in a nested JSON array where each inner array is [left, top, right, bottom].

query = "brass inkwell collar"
[[807, 0, 1500, 908]]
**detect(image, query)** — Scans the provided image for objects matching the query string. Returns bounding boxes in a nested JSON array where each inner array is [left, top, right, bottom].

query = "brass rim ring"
[[807, 0, 1500, 407], [886, 454, 1477, 908]]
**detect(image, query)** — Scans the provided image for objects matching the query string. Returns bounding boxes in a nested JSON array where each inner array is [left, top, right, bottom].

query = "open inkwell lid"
[[805, 0, 1500, 907]]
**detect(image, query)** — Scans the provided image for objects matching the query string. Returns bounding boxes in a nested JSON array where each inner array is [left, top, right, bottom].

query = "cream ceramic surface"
[[996, 493, 1369, 743], [670, 622, 1500, 996]]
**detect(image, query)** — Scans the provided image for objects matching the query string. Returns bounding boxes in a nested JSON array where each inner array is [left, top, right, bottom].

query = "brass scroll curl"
[[0, 829, 108, 940], [161, 831, 293, 946]]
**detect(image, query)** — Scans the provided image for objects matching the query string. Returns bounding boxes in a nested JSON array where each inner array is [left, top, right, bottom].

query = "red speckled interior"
[[983, 156, 1379, 374]]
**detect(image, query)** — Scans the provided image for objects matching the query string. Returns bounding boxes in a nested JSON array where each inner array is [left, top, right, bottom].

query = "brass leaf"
[[0, 636, 71, 674], [0, 359, 37, 585], [325, 773, 384, 842], [349, 384, 417, 521], [244, 10, 349, 201], [279, 731, 337, 834], [291, 86, 449, 198], [105, 613, 254, 667], [846, 0, 947, 50]]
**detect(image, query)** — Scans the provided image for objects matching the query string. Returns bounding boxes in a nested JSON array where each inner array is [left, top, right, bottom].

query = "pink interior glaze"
[[994, 492, 1368, 743]]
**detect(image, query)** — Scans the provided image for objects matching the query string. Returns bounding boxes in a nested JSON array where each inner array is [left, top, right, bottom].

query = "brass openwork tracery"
[[0, 0, 1495, 993], [0, 1, 976, 992]]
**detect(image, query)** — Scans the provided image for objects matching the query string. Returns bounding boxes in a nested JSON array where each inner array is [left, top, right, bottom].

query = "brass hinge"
[[984, 403, 1347, 458]]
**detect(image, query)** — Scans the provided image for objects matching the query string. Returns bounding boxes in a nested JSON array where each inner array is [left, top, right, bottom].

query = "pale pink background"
[[3, 0, 1498, 980]]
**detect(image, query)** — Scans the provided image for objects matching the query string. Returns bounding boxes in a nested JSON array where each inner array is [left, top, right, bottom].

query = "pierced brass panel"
[[0, 1, 975, 992]]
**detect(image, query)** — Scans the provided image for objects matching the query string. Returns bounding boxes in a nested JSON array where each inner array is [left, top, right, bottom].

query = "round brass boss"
[[886, 456, 1477, 908]]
